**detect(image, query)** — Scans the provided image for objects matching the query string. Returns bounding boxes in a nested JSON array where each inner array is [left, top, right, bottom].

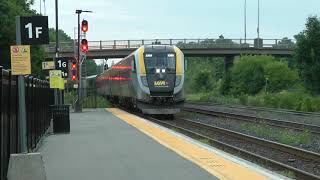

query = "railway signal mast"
[[75, 10, 92, 112]]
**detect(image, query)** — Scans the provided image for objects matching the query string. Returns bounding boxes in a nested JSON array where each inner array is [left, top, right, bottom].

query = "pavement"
[[39, 109, 217, 180]]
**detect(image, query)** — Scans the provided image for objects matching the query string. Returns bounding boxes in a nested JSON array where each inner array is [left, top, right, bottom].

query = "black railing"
[[44, 38, 296, 53], [0, 67, 54, 180]]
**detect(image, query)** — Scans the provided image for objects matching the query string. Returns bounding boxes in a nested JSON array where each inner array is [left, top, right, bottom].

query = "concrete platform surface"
[[39, 109, 217, 180]]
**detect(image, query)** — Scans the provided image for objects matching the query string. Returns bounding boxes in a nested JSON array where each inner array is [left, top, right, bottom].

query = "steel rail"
[[186, 101, 320, 117], [183, 105, 320, 135], [145, 116, 320, 180]]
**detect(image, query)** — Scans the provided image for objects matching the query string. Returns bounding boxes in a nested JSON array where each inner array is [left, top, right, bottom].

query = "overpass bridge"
[[46, 38, 294, 59], [45, 38, 294, 71]]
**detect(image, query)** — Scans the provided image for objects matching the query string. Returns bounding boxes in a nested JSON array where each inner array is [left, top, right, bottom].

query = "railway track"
[[183, 104, 320, 135], [145, 116, 320, 180], [186, 101, 320, 117]]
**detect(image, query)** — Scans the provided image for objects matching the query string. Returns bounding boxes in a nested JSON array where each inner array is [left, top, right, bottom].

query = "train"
[[96, 45, 185, 115]]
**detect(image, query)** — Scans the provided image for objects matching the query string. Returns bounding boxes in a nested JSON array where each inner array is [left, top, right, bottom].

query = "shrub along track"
[[144, 116, 320, 180], [183, 103, 320, 136]]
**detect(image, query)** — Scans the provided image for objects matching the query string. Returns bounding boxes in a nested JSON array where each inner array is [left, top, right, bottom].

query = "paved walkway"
[[39, 109, 216, 180]]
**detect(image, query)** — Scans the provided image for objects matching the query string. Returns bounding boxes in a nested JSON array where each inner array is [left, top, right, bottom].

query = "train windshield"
[[144, 53, 176, 73]]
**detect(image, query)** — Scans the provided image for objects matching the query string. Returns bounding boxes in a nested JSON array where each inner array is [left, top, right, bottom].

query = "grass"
[[278, 170, 296, 179], [240, 123, 312, 145], [186, 93, 205, 102], [64, 92, 112, 109], [199, 138, 210, 145], [186, 91, 320, 112], [82, 96, 113, 108]]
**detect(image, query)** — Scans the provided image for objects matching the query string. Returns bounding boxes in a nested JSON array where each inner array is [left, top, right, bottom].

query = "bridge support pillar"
[[224, 55, 235, 73]]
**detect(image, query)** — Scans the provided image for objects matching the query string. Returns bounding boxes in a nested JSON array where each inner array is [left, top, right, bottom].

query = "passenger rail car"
[[96, 45, 185, 114]]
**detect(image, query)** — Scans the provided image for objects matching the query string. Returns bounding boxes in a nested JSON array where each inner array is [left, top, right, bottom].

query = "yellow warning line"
[[106, 108, 269, 180]]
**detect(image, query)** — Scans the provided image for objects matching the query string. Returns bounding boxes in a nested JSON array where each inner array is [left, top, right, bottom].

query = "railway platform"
[[38, 108, 288, 180]]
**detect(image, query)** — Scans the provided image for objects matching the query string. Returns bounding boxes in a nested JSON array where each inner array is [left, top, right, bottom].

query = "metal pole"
[[54, 0, 60, 105], [75, 11, 82, 112], [40, 0, 42, 15], [15, 16, 27, 153], [257, 0, 260, 39], [244, 0, 247, 43], [44, 0, 46, 16]]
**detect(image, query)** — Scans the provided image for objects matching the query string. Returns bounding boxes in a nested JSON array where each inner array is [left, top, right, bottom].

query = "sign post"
[[15, 16, 49, 153]]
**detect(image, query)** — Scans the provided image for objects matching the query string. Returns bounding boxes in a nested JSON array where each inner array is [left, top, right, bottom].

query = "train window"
[[144, 53, 176, 73]]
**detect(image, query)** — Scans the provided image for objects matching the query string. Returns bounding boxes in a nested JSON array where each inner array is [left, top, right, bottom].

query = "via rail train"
[[96, 45, 185, 115]]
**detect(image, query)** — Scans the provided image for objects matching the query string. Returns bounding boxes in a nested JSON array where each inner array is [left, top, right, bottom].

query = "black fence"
[[81, 88, 97, 108], [0, 67, 54, 180]]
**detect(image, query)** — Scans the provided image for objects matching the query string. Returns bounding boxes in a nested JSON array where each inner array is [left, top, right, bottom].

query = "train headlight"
[[141, 76, 148, 87], [175, 76, 182, 87]]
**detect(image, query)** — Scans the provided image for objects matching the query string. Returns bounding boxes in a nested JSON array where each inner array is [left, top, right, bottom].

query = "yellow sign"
[[10, 45, 31, 75], [49, 70, 62, 77], [42, 61, 55, 70], [154, 80, 168, 87], [59, 78, 65, 90], [49, 70, 64, 89]]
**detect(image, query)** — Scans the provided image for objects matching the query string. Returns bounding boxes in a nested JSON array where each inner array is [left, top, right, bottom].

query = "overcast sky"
[[31, 0, 320, 41]]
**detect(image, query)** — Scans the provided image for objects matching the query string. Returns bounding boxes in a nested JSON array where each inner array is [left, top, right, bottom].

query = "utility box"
[[254, 38, 263, 48], [51, 105, 70, 133]]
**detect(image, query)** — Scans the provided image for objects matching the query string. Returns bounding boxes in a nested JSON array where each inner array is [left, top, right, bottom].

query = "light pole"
[[55, 0, 61, 105], [75, 9, 92, 112], [257, 0, 260, 39], [244, 0, 247, 44]]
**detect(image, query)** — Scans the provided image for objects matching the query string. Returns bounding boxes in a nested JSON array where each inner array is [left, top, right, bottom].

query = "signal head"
[[81, 39, 88, 52], [81, 20, 88, 32]]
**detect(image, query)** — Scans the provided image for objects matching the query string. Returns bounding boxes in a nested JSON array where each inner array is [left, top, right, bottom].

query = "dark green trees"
[[295, 16, 320, 94]]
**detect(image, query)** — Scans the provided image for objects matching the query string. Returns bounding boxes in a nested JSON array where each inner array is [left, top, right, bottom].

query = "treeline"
[[0, 0, 101, 78], [185, 16, 320, 112]]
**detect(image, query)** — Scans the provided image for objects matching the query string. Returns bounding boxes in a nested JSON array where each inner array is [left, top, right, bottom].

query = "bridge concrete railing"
[[45, 38, 295, 53]]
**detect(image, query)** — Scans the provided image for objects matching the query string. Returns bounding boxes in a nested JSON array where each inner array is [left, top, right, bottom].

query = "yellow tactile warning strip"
[[106, 108, 269, 180]]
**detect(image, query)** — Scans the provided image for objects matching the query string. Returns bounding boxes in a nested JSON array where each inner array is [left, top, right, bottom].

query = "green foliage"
[[227, 56, 300, 95], [241, 123, 311, 145], [273, 37, 296, 48], [194, 70, 212, 92], [294, 16, 320, 94], [0, 0, 36, 69], [264, 61, 299, 92], [49, 28, 72, 42], [185, 57, 224, 93], [86, 60, 100, 76], [229, 56, 267, 95], [176, 35, 239, 49]]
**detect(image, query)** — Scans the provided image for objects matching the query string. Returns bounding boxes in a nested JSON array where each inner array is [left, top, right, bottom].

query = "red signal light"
[[71, 61, 77, 81], [81, 39, 88, 52], [81, 20, 88, 33]]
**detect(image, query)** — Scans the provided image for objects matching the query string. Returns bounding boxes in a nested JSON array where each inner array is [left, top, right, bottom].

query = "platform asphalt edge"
[[106, 108, 287, 180]]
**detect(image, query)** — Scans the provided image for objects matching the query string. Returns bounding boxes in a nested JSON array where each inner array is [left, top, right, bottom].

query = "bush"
[[229, 56, 267, 95], [264, 61, 299, 93], [227, 55, 301, 96]]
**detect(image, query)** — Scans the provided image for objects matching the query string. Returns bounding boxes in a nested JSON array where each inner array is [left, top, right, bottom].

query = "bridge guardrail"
[[44, 38, 296, 54], [0, 67, 54, 180]]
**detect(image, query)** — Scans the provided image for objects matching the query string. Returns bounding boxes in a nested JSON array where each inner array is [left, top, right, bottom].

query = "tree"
[[49, 28, 72, 42], [86, 60, 99, 76], [229, 56, 265, 95], [228, 56, 300, 96], [273, 37, 295, 48], [295, 16, 320, 94], [0, 0, 36, 69], [264, 61, 299, 93]]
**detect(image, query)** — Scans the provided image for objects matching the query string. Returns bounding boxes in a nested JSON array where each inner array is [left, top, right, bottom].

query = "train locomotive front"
[[96, 45, 185, 114]]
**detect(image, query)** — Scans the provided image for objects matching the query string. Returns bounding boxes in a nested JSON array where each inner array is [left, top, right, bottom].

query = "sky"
[[31, 0, 320, 41]]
